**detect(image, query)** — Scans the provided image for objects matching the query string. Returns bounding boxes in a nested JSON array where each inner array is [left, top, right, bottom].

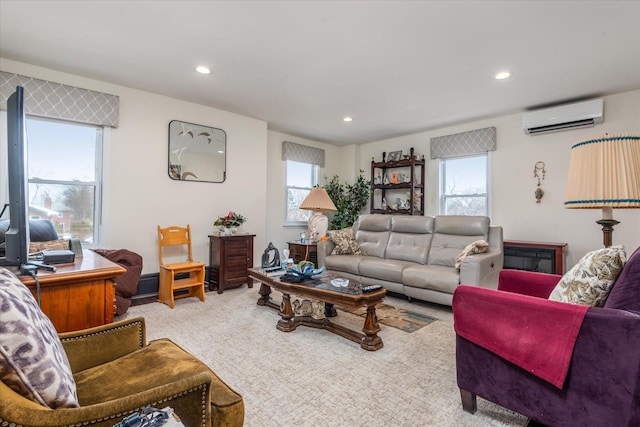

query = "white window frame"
[[284, 160, 318, 226], [25, 116, 104, 247], [439, 152, 492, 217]]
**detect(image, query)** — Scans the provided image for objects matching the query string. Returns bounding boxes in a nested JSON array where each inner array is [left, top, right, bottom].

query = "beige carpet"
[[122, 287, 528, 427]]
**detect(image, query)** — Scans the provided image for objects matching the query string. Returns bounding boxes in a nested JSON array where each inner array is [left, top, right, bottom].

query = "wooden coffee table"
[[248, 268, 386, 351]]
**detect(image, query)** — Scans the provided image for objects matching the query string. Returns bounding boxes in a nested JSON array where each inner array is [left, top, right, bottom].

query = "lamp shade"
[[299, 188, 337, 212], [565, 133, 640, 210], [299, 188, 337, 241]]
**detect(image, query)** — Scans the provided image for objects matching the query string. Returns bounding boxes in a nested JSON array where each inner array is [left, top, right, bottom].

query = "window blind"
[[282, 141, 325, 167], [0, 71, 119, 127], [430, 126, 496, 159]]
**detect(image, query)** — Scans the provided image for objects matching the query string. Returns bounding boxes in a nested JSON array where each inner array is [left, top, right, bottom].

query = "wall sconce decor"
[[534, 161, 545, 203]]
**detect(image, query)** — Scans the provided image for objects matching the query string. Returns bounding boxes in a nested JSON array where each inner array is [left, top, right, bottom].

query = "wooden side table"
[[208, 234, 255, 293], [287, 241, 318, 266]]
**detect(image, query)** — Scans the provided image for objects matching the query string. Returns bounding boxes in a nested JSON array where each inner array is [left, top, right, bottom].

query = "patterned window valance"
[[430, 126, 496, 159], [0, 71, 119, 128], [282, 141, 325, 167]]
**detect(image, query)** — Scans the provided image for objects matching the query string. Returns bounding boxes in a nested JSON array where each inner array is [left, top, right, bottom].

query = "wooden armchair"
[[157, 224, 206, 308]]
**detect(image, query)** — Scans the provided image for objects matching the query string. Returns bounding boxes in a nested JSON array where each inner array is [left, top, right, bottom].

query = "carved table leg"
[[257, 282, 272, 306], [324, 302, 338, 318], [361, 304, 383, 351], [277, 293, 298, 332]]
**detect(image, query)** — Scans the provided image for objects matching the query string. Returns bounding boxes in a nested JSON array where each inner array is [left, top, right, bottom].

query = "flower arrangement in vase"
[[214, 211, 246, 235]]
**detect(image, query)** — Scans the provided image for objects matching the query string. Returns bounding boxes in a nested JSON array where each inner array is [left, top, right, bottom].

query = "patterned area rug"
[[337, 303, 436, 333]]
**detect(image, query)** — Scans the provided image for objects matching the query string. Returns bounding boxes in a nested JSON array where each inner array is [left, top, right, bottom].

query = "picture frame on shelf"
[[387, 150, 402, 162]]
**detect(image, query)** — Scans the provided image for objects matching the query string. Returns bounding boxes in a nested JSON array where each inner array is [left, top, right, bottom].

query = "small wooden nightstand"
[[208, 234, 255, 293], [287, 240, 318, 266]]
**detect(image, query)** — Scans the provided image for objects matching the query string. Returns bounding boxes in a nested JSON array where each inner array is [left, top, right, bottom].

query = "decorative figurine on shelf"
[[374, 173, 382, 185], [383, 173, 390, 185], [261, 242, 281, 269], [382, 197, 387, 210]]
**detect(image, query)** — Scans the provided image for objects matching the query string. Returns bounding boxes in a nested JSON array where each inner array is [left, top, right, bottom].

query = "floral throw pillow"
[[0, 268, 79, 408], [549, 246, 627, 306], [455, 240, 489, 270], [327, 227, 362, 255]]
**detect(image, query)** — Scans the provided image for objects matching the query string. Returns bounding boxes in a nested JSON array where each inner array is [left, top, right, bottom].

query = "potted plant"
[[324, 170, 371, 230]]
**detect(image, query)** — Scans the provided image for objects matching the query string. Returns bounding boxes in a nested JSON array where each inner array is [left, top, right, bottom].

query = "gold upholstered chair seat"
[[0, 317, 244, 427]]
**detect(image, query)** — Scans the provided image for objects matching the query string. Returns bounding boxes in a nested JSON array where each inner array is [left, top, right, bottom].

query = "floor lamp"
[[299, 188, 337, 241], [564, 133, 640, 247]]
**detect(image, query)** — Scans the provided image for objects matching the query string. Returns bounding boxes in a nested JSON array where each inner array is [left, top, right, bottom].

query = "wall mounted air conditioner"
[[522, 98, 604, 135]]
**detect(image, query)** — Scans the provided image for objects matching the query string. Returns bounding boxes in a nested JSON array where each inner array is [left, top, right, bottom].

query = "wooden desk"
[[16, 249, 126, 332]]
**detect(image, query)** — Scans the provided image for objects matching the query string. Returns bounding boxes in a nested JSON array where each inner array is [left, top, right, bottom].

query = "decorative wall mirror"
[[168, 120, 226, 182]]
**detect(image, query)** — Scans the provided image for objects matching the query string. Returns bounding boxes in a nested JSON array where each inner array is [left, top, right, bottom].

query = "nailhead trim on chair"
[[59, 319, 145, 348], [0, 383, 209, 427]]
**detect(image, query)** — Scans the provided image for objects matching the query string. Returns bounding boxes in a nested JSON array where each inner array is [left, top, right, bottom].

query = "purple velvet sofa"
[[454, 246, 640, 427]]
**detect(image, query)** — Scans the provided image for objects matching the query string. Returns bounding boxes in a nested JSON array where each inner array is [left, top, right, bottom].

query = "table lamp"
[[299, 188, 337, 241], [564, 133, 640, 247]]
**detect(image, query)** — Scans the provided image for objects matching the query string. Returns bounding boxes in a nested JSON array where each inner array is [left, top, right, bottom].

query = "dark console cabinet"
[[208, 234, 255, 294], [503, 240, 567, 275]]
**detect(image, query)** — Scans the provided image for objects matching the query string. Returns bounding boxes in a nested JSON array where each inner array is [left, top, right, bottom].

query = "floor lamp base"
[[596, 218, 619, 248]]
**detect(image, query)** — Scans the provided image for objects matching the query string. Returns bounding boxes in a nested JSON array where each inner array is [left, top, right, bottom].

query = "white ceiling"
[[1, 1, 639, 146]]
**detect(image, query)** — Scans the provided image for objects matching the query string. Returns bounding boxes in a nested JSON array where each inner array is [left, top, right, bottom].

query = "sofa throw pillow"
[[29, 239, 69, 253], [327, 227, 362, 255], [455, 240, 489, 270], [549, 246, 627, 307], [0, 268, 79, 408]]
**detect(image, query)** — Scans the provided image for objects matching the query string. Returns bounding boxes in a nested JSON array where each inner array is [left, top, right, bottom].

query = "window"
[[285, 160, 318, 224], [439, 154, 489, 216], [26, 117, 103, 245]]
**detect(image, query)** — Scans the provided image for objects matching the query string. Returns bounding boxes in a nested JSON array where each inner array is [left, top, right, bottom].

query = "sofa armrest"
[[498, 269, 561, 298], [453, 285, 589, 387], [459, 250, 503, 288], [316, 240, 335, 268], [59, 317, 146, 373]]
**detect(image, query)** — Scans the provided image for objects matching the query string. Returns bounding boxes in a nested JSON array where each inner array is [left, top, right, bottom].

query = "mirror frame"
[[168, 120, 226, 183]]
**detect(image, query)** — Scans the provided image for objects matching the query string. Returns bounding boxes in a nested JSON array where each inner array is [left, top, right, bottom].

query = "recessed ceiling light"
[[343, 117, 353, 122], [195, 66, 211, 75], [495, 71, 511, 80]]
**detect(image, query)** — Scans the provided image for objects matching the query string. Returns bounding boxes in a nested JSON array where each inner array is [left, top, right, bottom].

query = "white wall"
[[1, 58, 268, 274], [4, 57, 638, 273], [353, 90, 640, 267]]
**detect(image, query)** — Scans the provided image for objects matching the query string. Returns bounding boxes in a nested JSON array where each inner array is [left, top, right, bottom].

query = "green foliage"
[[324, 170, 371, 230]]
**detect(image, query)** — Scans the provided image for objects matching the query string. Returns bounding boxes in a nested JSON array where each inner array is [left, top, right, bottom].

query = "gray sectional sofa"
[[317, 214, 504, 306]]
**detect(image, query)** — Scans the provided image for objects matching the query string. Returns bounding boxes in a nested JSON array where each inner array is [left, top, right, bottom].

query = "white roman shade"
[[430, 127, 496, 159], [282, 141, 325, 167], [0, 71, 119, 127]]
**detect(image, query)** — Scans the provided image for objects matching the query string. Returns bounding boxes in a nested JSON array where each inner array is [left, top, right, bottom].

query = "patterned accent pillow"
[[549, 246, 627, 306], [29, 239, 69, 253], [455, 240, 489, 270], [0, 268, 79, 408], [327, 227, 362, 255]]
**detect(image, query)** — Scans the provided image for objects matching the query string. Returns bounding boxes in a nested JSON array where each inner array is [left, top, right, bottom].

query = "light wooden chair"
[[157, 224, 206, 308]]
